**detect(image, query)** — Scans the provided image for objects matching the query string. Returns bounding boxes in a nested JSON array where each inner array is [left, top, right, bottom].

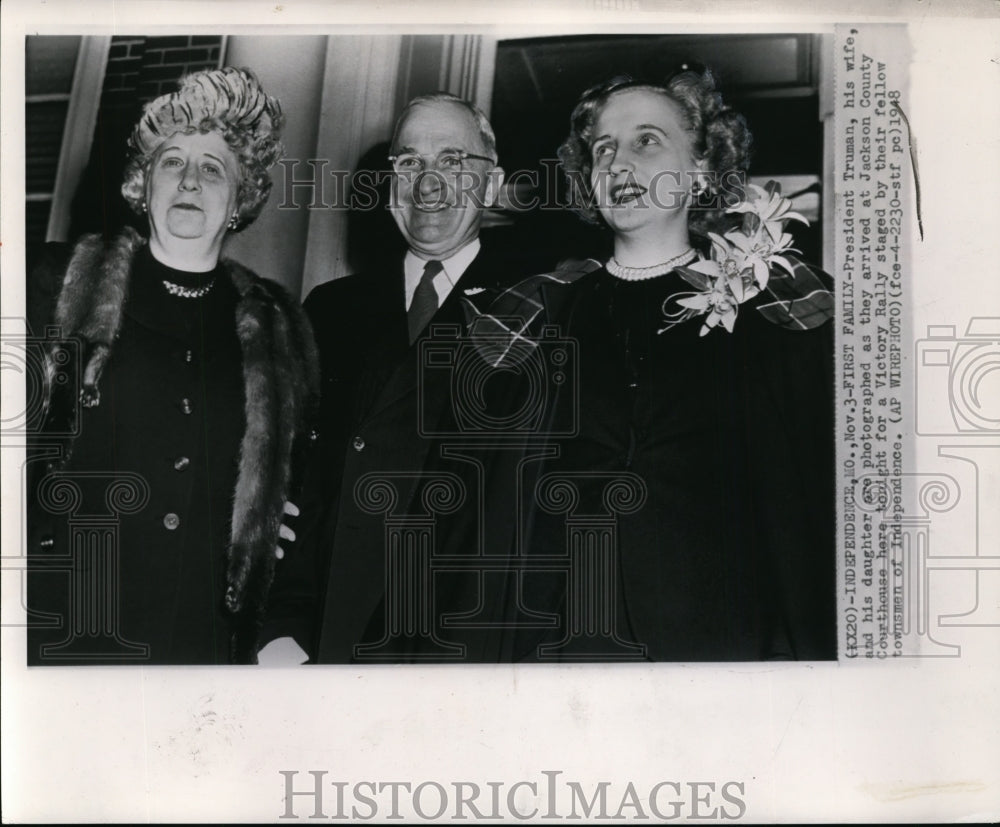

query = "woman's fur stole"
[[39, 227, 319, 662]]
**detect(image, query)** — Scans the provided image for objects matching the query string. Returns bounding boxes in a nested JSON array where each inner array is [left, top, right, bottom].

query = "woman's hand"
[[274, 500, 299, 560]]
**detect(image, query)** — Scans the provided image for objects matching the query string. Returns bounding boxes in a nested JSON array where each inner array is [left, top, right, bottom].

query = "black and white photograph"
[[20, 29, 836, 667], [2, 0, 998, 822]]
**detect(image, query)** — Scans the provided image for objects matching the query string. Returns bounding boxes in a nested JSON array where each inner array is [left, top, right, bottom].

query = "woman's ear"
[[142, 156, 156, 208], [689, 159, 713, 201], [693, 155, 710, 185]]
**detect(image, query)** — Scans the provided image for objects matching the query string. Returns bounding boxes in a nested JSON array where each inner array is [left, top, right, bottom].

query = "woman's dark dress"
[[521, 266, 836, 661], [28, 246, 246, 665]]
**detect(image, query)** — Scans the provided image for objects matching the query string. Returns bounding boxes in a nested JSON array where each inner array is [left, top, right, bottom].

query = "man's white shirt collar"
[[404, 238, 481, 310]]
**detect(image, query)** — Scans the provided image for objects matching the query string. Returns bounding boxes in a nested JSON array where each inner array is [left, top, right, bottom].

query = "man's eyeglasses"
[[388, 150, 496, 175]]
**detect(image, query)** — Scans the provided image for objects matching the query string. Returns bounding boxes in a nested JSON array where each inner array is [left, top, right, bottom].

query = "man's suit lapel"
[[366, 247, 503, 418], [326, 249, 496, 662], [353, 263, 410, 422]]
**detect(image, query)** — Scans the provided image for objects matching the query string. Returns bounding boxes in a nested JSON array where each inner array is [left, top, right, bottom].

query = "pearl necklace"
[[606, 248, 697, 281], [162, 278, 216, 299]]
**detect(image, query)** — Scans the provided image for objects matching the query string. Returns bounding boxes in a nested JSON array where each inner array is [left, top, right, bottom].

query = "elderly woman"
[[27, 68, 318, 665], [499, 68, 835, 661]]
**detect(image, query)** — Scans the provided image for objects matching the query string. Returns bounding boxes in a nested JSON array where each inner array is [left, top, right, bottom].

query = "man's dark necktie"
[[408, 259, 443, 344]]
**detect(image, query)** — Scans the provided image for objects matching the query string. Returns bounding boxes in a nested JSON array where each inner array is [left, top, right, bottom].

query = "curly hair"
[[391, 92, 497, 160], [120, 67, 284, 232], [557, 66, 752, 239]]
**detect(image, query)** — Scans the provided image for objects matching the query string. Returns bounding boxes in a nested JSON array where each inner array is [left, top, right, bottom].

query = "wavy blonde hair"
[[558, 67, 752, 239]]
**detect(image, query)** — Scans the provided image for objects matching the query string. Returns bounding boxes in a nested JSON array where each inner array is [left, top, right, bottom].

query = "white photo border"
[[3, 1, 999, 823]]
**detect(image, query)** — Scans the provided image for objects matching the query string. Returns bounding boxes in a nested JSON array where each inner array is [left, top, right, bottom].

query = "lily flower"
[[659, 179, 806, 337], [728, 182, 808, 246]]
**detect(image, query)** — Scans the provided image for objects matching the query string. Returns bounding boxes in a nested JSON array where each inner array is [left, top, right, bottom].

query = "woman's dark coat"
[[26, 227, 319, 664]]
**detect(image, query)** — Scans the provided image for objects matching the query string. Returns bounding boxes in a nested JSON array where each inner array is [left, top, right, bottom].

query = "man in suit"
[[294, 93, 519, 663]]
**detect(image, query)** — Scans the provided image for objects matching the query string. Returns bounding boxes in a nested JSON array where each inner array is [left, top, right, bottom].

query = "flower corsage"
[[661, 182, 834, 336]]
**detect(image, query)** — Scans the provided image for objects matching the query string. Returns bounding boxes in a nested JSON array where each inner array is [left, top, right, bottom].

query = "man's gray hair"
[[390, 92, 497, 159]]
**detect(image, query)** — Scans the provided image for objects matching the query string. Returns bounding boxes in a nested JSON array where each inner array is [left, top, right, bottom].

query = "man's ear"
[[484, 166, 506, 209]]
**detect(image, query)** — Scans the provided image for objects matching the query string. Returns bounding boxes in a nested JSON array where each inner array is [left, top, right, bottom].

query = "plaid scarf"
[[461, 253, 833, 367], [459, 258, 602, 367]]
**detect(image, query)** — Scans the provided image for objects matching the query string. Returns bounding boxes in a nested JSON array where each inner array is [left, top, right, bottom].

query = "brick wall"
[[103, 35, 223, 105], [68, 35, 224, 239]]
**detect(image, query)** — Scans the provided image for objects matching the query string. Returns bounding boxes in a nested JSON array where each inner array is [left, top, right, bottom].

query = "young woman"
[[510, 68, 836, 661]]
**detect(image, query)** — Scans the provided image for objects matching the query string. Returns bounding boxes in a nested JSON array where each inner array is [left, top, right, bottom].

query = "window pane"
[[26, 36, 81, 96], [26, 100, 69, 192]]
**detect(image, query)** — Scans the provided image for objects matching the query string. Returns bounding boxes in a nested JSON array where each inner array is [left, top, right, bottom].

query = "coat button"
[[173, 456, 190, 471], [352, 435, 365, 452], [309, 429, 319, 441], [39, 535, 55, 549], [184, 349, 194, 363], [180, 398, 193, 415], [163, 513, 181, 530]]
